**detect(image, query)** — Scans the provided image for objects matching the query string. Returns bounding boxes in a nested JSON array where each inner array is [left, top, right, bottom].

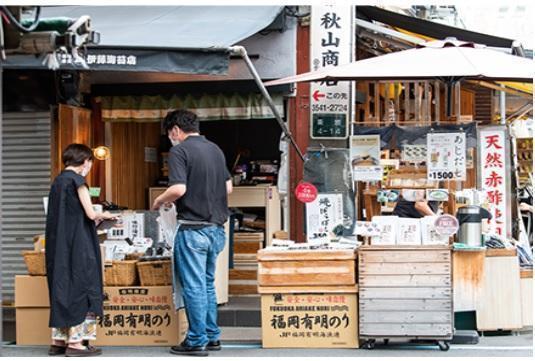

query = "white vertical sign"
[[306, 193, 344, 244], [479, 127, 509, 238], [310, 5, 353, 139], [427, 133, 466, 180]]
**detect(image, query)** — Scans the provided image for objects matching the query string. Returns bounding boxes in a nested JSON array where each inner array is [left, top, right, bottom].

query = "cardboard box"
[[15, 275, 49, 307], [261, 292, 358, 348], [16, 308, 51, 345], [15, 276, 187, 346], [370, 216, 398, 245], [15, 276, 51, 345], [97, 286, 187, 346]]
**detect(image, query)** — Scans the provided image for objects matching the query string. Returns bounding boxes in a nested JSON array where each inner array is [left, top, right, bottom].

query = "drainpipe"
[[230, 45, 305, 162]]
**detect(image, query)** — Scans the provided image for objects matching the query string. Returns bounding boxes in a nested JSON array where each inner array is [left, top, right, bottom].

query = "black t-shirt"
[[168, 135, 231, 226], [392, 199, 439, 218]]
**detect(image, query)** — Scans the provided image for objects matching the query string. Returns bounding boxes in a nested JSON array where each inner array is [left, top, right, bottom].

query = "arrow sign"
[[312, 90, 326, 102]]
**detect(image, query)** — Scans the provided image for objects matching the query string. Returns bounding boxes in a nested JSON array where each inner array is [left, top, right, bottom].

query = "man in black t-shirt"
[[152, 110, 232, 356], [393, 199, 439, 218]]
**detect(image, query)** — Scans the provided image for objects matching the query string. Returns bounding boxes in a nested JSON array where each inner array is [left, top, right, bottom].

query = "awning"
[[99, 93, 284, 122], [1, 6, 284, 74], [356, 6, 514, 48]]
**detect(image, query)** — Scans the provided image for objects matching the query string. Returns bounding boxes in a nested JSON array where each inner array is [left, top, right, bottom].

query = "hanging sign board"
[[427, 132, 466, 181], [478, 126, 511, 238], [310, 5, 353, 139], [350, 135, 382, 181], [306, 193, 344, 244]]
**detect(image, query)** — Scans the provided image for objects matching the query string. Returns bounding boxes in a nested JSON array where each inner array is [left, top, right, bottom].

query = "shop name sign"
[[310, 5, 353, 139], [59, 52, 138, 66], [478, 126, 510, 238], [427, 132, 466, 181]]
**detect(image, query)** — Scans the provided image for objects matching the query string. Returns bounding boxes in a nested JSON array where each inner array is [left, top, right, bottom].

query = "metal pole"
[[0, 65, 3, 341], [500, 84, 506, 125], [231, 46, 305, 162]]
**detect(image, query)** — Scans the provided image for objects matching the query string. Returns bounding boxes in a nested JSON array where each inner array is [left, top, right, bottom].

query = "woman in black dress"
[[45, 144, 115, 357]]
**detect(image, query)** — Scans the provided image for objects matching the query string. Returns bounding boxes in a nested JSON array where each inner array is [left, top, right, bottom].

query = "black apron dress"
[[45, 170, 103, 328]]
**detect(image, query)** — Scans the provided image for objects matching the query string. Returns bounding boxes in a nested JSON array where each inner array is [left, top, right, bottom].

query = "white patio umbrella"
[[264, 39, 534, 86]]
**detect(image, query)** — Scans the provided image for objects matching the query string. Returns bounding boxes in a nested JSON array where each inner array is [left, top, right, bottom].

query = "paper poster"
[[421, 216, 450, 246], [402, 144, 427, 163], [306, 193, 344, 244], [350, 135, 382, 181], [427, 132, 466, 181], [370, 216, 398, 245], [397, 218, 422, 245], [353, 221, 381, 237]]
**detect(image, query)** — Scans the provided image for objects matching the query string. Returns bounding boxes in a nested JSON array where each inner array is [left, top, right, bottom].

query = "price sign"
[[427, 133, 466, 181]]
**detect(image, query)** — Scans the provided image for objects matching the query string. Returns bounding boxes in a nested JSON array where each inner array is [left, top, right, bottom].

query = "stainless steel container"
[[457, 206, 483, 247]]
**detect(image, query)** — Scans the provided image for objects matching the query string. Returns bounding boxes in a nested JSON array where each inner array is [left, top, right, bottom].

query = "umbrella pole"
[[231, 45, 305, 162]]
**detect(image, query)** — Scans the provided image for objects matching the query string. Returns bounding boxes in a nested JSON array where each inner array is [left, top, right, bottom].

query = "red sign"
[[295, 182, 318, 203]]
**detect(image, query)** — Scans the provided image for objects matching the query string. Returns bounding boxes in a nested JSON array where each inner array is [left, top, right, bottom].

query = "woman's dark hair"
[[163, 109, 199, 134], [62, 143, 93, 167]]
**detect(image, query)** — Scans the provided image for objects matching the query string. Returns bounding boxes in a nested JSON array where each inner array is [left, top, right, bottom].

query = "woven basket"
[[137, 260, 172, 286], [22, 251, 46, 275], [104, 260, 139, 286], [125, 253, 144, 261]]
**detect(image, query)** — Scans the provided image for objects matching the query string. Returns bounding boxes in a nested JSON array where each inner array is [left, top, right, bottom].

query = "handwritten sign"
[[306, 193, 344, 244], [427, 132, 466, 180]]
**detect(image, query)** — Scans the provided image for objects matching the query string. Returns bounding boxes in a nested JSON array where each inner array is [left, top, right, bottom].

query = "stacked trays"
[[358, 246, 453, 351]]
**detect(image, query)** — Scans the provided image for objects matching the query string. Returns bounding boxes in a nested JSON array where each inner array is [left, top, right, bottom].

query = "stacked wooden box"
[[257, 249, 359, 348], [229, 232, 264, 295], [358, 246, 453, 350]]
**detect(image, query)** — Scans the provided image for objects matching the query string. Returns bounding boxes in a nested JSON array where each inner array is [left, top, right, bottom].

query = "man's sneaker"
[[207, 340, 221, 351], [170, 341, 209, 357]]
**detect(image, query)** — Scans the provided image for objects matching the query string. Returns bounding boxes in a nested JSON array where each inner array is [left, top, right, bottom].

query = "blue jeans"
[[175, 225, 226, 347]]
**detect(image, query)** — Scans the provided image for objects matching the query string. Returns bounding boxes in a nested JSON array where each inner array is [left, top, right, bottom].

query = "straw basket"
[[104, 260, 139, 286], [22, 250, 46, 275], [125, 253, 144, 261], [137, 260, 172, 286]]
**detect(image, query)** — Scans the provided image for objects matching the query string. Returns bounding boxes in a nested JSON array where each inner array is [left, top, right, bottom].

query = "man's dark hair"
[[163, 109, 199, 134], [62, 143, 93, 167]]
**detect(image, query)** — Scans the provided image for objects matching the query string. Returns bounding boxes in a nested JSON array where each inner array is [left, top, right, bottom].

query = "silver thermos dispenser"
[[456, 206, 483, 247]]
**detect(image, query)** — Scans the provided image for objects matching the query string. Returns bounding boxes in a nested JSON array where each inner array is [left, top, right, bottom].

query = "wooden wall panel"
[[52, 104, 92, 180], [110, 122, 160, 210]]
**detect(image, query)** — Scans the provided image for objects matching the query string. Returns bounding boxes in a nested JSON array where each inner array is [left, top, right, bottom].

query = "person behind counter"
[[393, 198, 440, 218], [45, 144, 116, 357], [152, 109, 232, 357]]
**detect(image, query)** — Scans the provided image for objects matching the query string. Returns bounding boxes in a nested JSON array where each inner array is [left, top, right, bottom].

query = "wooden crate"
[[358, 246, 453, 345], [257, 249, 357, 287]]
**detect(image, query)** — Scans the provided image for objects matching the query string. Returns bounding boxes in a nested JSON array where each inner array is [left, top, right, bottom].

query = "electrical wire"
[[0, 6, 40, 33]]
